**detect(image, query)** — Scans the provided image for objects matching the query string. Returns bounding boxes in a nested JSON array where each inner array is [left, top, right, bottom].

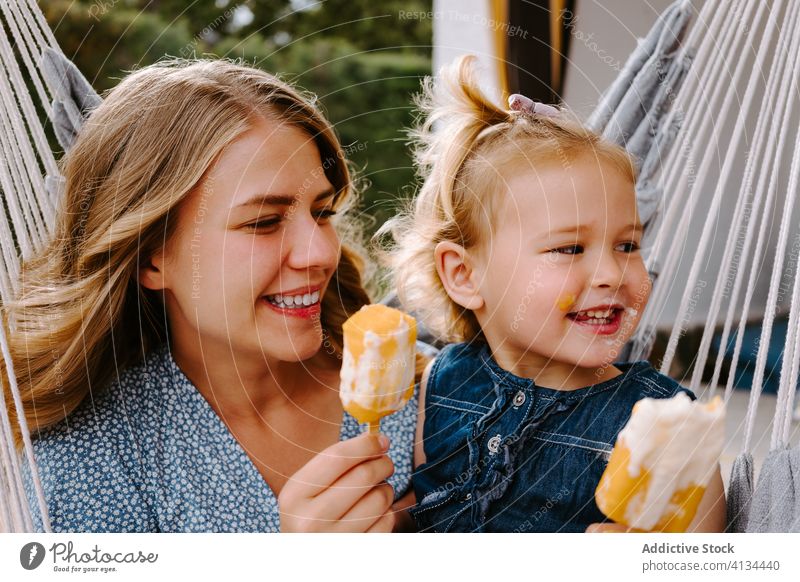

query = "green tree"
[[44, 1, 192, 93], [280, 0, 433, 55], [45, 0, 432, 232]]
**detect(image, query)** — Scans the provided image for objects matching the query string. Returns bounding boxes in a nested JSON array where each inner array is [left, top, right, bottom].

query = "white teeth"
[[579, 308, 613, 318], [264, 290, 322, 309]]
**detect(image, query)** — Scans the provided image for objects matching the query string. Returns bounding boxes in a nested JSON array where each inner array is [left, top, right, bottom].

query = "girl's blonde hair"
[[385, 55, 636, 344], [3, 59, 376, 448]]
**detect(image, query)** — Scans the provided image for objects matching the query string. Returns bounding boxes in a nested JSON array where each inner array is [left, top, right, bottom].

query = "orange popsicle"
[[339, 304, 417, 433], [595, 394, 724, 532]]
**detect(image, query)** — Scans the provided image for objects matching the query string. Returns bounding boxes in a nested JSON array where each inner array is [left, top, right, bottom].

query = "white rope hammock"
[[0, 0, 65, 533], [641, 0, 800, 451], [1, 0, 798, 532]]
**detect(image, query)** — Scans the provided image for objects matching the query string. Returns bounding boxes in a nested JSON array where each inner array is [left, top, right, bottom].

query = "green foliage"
[[271, 0, 433, 54], [43, 1, 193, 93], [44, 0, 432, 231]]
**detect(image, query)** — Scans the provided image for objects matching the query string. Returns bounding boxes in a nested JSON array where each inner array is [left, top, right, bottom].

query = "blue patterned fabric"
[[22, 344, 418, 532]]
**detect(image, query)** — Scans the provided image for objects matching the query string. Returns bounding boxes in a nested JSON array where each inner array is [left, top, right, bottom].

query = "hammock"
[[1, 0, 798, 532], [601, 0, 800, 531]]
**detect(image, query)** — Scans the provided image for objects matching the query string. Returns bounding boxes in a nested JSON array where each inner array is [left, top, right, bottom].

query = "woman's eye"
[[246, 217, 281, 231], [313, 208, 337, 222], [616, 241, 640, 253], [550, 245, 583, 255]]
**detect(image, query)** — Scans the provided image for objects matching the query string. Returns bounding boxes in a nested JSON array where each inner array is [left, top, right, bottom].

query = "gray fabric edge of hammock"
[[726, 452, 754, 533], [586, 0, 693, 134], [40, 47, 101, 150], [745, 447, 800, 533]]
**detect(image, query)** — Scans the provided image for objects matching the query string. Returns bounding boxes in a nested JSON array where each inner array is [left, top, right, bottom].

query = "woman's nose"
[[286, 215, 339, 271]]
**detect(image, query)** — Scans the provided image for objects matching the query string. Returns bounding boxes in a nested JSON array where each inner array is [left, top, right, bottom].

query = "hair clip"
[[508, 93, 560, 117]]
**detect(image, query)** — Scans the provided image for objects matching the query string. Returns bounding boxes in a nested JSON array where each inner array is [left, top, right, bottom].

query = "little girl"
[[387, 56, 726, 533]]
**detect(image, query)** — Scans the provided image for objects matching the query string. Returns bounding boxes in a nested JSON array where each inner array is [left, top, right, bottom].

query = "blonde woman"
[[5, 60, 423, 532]]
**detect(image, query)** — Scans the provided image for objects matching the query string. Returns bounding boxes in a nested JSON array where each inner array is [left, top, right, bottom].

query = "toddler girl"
[[387, 56, 726, 533]]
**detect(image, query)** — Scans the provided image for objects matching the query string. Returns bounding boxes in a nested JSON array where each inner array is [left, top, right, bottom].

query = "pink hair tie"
[[508, 93, 560, 117]]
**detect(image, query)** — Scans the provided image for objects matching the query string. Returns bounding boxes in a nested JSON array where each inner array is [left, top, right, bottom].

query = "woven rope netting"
[[1, 0, 799, 531]]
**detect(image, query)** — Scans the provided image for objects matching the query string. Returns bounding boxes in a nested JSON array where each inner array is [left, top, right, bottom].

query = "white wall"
[[562, 0, 678, 114], [432, 0, 508, 104]]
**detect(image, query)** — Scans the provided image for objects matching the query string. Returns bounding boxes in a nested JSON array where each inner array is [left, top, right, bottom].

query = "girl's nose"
[[286, 215, 339, 271], [591, 251, 625, 289]]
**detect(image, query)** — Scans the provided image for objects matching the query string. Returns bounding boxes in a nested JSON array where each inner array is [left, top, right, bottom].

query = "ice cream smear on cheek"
[[556, 294, 577, 312]]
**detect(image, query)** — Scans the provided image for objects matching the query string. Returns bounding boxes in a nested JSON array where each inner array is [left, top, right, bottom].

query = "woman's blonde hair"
[[3, 59, 377, 448], [385, 55, 636, 344]]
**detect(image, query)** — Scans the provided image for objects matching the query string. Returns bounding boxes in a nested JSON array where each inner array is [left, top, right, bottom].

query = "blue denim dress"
[[411, 342, 694, 533]]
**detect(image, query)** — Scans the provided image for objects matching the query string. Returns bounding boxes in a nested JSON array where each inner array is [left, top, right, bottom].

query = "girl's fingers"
[[586, 522, 636, 533], [309, 454, 395, 522], [329, 483, 395, 532], [282, 433, 389, 501]]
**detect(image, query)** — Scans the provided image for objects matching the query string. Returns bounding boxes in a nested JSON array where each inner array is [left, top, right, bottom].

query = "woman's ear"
[[138, 251, 167, 291], [434, 241, 485, 311]]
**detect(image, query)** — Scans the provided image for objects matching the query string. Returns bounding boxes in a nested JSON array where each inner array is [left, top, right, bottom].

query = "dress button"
[[487, 434, 502, 454], [513, 390, 526, 407]]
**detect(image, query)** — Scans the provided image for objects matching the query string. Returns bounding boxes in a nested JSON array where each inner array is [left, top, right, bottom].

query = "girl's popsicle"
[[595, 393, 725, 532]]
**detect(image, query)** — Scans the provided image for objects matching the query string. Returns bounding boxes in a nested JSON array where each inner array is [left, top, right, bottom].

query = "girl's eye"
[[550, 245, 583, 255], [616, 241, 640, 253], [313, 208, 337, 222]]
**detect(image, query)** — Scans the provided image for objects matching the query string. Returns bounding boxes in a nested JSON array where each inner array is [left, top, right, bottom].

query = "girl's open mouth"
[[566, 306, 623, 335]]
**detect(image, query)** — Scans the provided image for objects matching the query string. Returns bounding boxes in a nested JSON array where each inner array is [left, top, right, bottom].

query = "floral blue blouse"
[[22, 344, 419, 532]]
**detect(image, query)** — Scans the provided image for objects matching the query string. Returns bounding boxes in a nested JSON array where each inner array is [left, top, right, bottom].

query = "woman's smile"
[[262, 286, 323, 319]]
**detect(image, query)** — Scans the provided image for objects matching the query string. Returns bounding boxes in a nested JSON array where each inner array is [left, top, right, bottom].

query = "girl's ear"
[[434, 241, 485, 311], [138, 251, 167, 291]]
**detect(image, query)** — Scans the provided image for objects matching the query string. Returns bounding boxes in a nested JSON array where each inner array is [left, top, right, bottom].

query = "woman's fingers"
[[365, 510, 396, 533], [309, 454, 395, 522], [329, 483, 396, 532], [278, 433, 396, 532], [283, 433, 389, 500]]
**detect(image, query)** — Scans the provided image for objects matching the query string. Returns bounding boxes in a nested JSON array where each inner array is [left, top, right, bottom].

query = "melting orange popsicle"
[[339, 304, 417, 433], [595, 394, 724, 532]]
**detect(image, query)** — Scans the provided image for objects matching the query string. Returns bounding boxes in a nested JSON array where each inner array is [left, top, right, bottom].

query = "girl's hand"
[[278, 433, 396, 532], [586, 522, 638, 533], [390, 490, 417, 532]]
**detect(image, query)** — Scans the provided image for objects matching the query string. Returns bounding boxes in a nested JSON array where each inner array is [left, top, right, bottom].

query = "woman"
[[6, 59, 424, 532]]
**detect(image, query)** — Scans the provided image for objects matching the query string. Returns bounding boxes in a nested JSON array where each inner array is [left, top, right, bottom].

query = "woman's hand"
[[278, 433, 396, 532]]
